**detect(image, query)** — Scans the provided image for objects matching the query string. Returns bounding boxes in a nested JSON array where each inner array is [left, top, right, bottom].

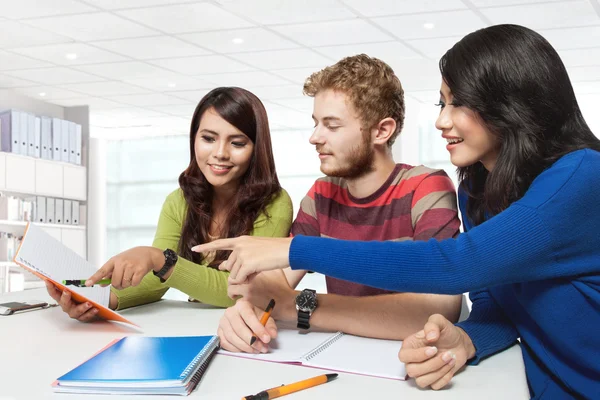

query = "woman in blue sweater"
[[196, 25, 600, 399]]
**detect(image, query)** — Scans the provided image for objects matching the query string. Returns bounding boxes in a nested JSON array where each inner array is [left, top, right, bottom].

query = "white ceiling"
[[0, 0, 599, 138]]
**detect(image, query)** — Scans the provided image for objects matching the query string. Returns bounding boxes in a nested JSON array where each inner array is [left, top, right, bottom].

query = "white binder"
[[64, 200, 72, 224], [34, 117, 41, 158], [46, 198, 55, 224], [19, 112, 28, 155], [41, 116, 52, 160], [52, 118, 61, 161], [0, 110, 21, 154], [36, 196, 46, 223], [68, 122, 77, 164], [72, 200, 80, 225], [55, 198, 64, 224], [60, 120, 70, 163], [75, 124, 82, 165], [26, 114, 35, 157]]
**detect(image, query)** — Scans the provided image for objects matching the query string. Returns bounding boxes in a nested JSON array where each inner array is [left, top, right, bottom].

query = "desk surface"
[[0, 289, 529, 400]]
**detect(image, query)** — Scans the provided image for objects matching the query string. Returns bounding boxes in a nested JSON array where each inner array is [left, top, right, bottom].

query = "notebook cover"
[[57, 336, 219, 385]]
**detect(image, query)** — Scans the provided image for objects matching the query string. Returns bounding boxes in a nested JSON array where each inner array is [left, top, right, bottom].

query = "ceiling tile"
[[3, 67, 103, 85], [116, 3, 253, 34], [169, 89, 211, 102], [230, 49, 332, 70], [85, 0, 198, 9], [105, 93, 189, 107], [248, 85, 303, 100], [271, 68, 319, 84], [470, 0, 578, 6], [216, 0, 357, 25], [203, 71, 290, 87], [540, 26, 600, 50], [0, 74, 37, 88], [0, 50, 52, 71], [264, 101, 311, 129], [273, 19, 392, 47], [480, 1, 599, 30], [93, 36, 211, 60], [60, 81, 151, 96], [10, 43, 129, 65], [270, 97, 314, 113], [405, 36, 463, 59], [372, 10, 486, 40], [342, 0, 467, 17], [74, 61, 175, 81], [388, 59, 442, 91], [23, 12, 159, 41], [313, 42, 422, 65], [0, 20, 72, 48], [1, 0, 98, 19], [53, 96, 129, 110], [12, 86, 83, 100], [148, 103, 198, 117], [558, 48, 600, 67], [125, 76, 214, 92], [179, 28, 300, 54], [149, 55, 254, 75]]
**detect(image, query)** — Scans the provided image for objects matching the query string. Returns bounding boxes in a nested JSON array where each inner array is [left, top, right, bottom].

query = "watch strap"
[[153, 249, 177, 283], [297, 310, 311, 330]]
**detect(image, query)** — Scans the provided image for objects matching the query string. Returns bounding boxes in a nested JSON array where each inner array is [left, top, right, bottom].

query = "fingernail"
[[260, 347, 268, 353], [92, 309, 98, 314], [426, 331, 437, 340], [415, 330, 425, 339], [86, 302, 91, 308], [85, 280, 92, 286], [448, 357, 456, 367], [442, 351, 455, 363], [425, 346, 438, 357], [262, 335, 270, 342], [62, 291, 69, 296], [191, 246, 199, 252]]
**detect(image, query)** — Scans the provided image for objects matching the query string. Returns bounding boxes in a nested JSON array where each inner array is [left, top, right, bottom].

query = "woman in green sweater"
[[46, 87, 293, 321]]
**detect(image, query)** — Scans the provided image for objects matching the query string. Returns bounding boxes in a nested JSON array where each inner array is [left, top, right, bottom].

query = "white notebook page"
[[15, 223, 109, 306]]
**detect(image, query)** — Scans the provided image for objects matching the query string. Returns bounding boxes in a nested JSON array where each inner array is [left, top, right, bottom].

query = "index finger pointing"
[[191, 238, 238, 253], [86, 259, 115, 286]]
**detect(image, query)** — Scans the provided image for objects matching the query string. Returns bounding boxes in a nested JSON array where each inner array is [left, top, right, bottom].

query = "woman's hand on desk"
[[86, 246, 166, 289], [399, 314, 475, 390], [218, 299, 277, 354], [45, 281, 118, 322]]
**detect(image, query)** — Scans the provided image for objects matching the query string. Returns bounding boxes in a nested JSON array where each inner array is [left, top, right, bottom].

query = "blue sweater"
[[289, 149, 600, 399]]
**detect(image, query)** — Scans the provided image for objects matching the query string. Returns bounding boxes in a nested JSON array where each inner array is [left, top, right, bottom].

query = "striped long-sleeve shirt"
[[291, 163, 461, 296]]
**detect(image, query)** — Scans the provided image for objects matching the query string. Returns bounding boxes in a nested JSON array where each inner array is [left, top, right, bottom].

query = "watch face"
[[296, 291, 317, 312]]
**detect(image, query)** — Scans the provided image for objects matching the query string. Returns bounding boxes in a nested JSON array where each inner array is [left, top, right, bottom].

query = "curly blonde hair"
[[303, 54, 405, 147]]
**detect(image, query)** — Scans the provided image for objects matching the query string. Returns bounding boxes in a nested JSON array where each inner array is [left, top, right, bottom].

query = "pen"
[[250, 299, 276, 345], [242, 373, 338, 400], [62, 279, 111, 287]]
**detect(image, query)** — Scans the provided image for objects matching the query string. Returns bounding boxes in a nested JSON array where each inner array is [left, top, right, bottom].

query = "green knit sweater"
[[112, 188, 293, 310]]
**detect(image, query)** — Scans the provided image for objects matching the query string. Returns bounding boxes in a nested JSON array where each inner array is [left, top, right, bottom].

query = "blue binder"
[[55, 336, 219, 395]]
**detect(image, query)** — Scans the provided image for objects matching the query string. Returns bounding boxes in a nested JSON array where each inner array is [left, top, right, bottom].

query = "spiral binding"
[[180, 336, 220, 381], [186, 345, 218, 394], [303, 332, 345, 361]]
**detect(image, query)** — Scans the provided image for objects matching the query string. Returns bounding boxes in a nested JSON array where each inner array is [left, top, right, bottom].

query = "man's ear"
[[372, 117, 397, 145]]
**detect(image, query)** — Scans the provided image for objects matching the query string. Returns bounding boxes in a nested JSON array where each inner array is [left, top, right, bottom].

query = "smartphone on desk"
[[0, 301, 49, 316]]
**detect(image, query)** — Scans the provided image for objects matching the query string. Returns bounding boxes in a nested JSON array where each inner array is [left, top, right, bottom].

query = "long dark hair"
[[440, 24, 600, 226], [178, 87, 281, 266]]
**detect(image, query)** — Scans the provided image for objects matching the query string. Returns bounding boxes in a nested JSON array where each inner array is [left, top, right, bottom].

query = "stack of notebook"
[[53, 336, 219, 395]]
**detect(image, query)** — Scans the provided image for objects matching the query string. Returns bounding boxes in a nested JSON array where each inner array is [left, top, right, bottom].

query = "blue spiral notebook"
[[53, 336, 219, 395]]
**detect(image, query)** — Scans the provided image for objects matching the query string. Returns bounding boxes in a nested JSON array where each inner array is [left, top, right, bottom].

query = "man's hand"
[[191, 236, 292, 284], [399, 314, 475, 390], [218, 299, 278, 354], [86, 246, 165, 289], [228, 270, 297, 320]]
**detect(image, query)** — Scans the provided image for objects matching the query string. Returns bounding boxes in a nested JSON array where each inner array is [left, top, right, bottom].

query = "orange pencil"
[[250, 299, 276, 345], [242, 373, 338, 400]]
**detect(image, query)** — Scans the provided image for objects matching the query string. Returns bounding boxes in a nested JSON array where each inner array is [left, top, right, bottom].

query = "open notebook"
[[13, 223, 136, 326], [218, 327, 406, 380]]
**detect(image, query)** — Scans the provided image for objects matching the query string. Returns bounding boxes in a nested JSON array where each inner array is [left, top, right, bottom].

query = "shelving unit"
[[0, 91, 89, 294]]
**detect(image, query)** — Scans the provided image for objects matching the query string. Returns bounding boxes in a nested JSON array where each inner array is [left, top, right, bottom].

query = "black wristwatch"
[[153, 249, 178, 283], [295, 289, 317, 330]]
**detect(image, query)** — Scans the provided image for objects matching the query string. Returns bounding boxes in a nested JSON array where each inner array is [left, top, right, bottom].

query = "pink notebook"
[[218, 327, 406, 380]]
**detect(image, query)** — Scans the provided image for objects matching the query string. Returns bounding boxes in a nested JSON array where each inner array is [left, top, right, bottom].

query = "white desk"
[[0, 289, 530, 400]]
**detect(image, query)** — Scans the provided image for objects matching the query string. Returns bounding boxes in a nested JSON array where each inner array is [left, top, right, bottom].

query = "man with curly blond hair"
[[217, 55, 463, 353]]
